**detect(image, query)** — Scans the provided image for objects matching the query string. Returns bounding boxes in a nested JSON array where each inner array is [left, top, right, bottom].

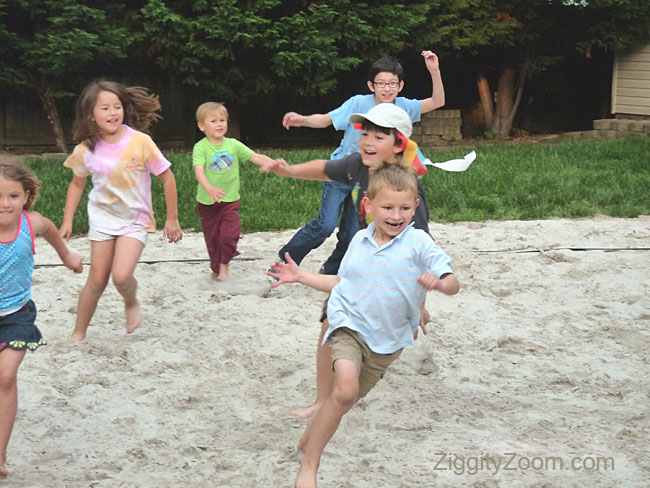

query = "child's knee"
[[331, 366, 359, 410], [318, 219, 339, 237], [0, 368, 17, 390], [111, 272, 134, 291], [332, 382, 358, 410], [311, 213, 339, 237], [86, 275, 109, 294]]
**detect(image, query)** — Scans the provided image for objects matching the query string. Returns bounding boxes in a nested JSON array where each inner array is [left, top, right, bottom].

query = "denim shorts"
[[0, 300, 46, 352]]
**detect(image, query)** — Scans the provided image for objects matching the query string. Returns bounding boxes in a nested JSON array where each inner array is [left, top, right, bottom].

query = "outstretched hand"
[[260, 158, 285, 174], [264, 158, 291, 177], [266, 252, 301, 288], [282, 112, 304, 130], [421, 50, 440, 71]]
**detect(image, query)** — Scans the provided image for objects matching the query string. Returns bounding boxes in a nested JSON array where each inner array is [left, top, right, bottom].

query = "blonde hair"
[[0, 156, 42, 210], [196, 102, 228, 123], [367, 162, 418, 200], [73, 80, 162, 151]]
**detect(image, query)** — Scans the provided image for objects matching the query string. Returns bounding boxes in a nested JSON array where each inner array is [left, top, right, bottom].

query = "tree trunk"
[[476, 73, 494, 129], [490, 64, 528, 139], [492, 67, 515, 138], [37, 82, 68, 153]]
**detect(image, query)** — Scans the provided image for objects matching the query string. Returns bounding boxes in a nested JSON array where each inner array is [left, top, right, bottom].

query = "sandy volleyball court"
[[6, 216, 650, 487]]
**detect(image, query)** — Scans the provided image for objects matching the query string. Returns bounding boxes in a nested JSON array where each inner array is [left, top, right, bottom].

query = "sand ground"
[[5, 216, 650, 487]]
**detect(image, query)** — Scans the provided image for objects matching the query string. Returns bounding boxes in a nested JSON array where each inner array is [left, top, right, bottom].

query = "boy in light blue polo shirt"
[[268, 162, 459, 488]]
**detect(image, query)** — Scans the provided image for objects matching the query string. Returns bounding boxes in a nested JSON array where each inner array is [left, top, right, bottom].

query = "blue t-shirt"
[[328, 95, 422, 160]]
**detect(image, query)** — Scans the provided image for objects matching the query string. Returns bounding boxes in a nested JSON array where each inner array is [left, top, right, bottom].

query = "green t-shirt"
[[192, 136, 254, 204]]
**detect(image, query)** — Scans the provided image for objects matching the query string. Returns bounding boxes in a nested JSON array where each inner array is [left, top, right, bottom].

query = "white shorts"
[[88, 228, 148, 245]]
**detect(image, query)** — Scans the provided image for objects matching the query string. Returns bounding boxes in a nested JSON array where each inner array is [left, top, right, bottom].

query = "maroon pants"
[[196, 200, 241, 274]]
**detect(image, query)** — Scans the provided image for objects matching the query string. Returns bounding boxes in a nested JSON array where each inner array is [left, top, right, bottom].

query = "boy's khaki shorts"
[[329, 327, 402, 399]]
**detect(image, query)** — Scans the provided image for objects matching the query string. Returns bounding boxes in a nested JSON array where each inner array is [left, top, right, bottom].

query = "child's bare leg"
[[112, 237, 145, 334], [69, 240, 114, 342], [297, 420, 313, 453], [0, 349, 26, 478], [295, 359, 359, 488], [291, 319, 333, 420]]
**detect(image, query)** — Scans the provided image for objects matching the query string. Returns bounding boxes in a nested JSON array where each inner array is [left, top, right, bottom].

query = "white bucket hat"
[[349, 103, 413, 138]]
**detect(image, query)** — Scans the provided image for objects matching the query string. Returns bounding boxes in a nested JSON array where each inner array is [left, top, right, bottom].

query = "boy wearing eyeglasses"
[[279, 51, 444, 277]]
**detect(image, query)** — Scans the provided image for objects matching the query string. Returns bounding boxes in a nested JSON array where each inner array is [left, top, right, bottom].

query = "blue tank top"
[[0, 211, 35, 311]]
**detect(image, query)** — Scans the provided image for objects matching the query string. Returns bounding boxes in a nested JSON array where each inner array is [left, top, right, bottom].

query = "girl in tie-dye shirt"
[[60, 81, 183, 343]]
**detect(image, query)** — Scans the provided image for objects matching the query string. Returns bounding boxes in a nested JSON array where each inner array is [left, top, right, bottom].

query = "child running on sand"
[[268, 103, 433, 419], [0, 157, 83, 478], [60, 80, 183, 342], [192, 102, 276, 281], [268, 162, 459, 488]]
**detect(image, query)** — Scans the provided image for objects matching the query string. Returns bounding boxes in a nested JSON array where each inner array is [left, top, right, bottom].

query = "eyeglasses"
[[373, 81, 400, 89]]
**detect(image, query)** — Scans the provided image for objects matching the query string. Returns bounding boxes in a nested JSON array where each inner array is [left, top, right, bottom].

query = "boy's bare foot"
[[68, 330, 86, 343], [125, 300, 142, 334], [215, 263, 229, 282], [0, 463, 8, 478], [291, 401, 322, 420], [211, 272, 228, 282], [295, 463, 317, 488]]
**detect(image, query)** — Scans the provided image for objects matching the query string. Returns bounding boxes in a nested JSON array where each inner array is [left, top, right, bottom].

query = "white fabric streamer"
[[422, 150, 476, 172]]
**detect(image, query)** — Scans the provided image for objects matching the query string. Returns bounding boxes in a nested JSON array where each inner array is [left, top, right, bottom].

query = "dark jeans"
[[278, 181, 359, 274]]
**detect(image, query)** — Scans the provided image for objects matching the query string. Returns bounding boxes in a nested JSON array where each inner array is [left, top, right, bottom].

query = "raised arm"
[[30, 211, 82, 273], [157, 168, 183, 243], [59, 173, 87, 241], [419, 50, 445, 114], [267, 252, 340, 292], [282, 112, 333, 130]]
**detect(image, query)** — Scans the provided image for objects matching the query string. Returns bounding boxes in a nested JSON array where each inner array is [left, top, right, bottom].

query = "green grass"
[[25, 136, 650, 236]]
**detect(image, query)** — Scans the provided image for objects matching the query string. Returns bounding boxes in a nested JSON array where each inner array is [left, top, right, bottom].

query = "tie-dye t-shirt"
[[64, 125, 171, 234]]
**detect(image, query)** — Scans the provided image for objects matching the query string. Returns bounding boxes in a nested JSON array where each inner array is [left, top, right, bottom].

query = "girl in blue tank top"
[[0, 157, 82, 479]]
